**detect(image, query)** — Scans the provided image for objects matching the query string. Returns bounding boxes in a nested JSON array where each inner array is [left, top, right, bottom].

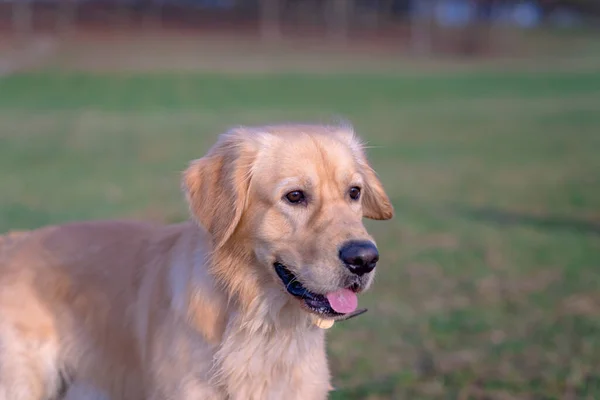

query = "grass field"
[[1, 43, 600, 398]]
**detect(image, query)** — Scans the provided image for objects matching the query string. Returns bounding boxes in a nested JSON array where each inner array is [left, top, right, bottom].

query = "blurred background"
[[1, 0, 599, 398]]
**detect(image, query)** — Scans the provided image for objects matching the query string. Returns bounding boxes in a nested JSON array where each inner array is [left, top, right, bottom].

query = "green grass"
[[1, 68, 599, 399]]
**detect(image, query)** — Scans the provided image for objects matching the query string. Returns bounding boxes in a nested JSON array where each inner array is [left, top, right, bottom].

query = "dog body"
[[0, 124, 392, 399]]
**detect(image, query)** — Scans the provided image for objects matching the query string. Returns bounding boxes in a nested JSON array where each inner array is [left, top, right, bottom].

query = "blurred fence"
[[1, 0, 599, 57]]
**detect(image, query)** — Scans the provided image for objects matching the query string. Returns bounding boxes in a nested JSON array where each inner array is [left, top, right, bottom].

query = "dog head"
[[183, 124, 393, 320]]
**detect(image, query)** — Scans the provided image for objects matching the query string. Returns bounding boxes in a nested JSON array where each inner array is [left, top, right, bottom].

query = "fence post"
[[143, 0, 164, 31], [260, 0, 281, 42], [13, 0, 34, 43], [410, 0, 434, 56], [329, 0, 350, 43], [58, 0, 76, 36]]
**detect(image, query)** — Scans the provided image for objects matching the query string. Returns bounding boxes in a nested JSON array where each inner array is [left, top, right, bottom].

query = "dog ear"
[[182, 132, 256, 249], [360, 161, 394, 220], [332, 124, 394, 221]]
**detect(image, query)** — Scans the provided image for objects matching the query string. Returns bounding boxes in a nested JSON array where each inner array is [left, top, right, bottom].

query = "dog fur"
[[0, 123, 393, 400]]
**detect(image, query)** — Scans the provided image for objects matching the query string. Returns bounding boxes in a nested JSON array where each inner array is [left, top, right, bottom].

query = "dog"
[[0, 123, 393, 400]]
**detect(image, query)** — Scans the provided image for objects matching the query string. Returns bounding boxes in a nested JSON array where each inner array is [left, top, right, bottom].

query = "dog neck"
[[211, 304, 328, 399], [168, 225, 317, 343], [208, 239, 311, 326], [161, 223, 331, 399], [199, 241, 330, 399]]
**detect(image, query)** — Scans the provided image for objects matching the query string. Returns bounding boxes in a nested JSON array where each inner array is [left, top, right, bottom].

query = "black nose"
[[339, 241, 379, 276]]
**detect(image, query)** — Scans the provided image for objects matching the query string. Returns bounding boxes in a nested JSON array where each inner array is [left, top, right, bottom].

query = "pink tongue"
[[326, 289, 358, 314]]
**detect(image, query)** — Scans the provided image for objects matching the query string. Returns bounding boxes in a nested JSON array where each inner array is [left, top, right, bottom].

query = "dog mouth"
[[274, 262, 363, 319]]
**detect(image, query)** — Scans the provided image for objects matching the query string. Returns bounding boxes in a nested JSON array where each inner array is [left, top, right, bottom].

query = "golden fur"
[[0, 123, 393, 400]]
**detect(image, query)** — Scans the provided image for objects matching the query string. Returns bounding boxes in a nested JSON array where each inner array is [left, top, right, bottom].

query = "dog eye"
[[285, 190, 305, 204], [349, 187, 361, 201]]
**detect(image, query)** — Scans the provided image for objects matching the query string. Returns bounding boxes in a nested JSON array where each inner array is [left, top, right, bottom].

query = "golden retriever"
[[0, 123, 393, 400]]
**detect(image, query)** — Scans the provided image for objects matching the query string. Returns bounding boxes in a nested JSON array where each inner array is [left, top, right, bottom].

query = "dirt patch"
[[476, 269, 561, 305], [560, 293, 600, 317], [0, 35, 57, 75]]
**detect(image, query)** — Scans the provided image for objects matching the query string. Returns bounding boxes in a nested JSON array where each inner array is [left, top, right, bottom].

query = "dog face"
[[183, 124, 393, 319]]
